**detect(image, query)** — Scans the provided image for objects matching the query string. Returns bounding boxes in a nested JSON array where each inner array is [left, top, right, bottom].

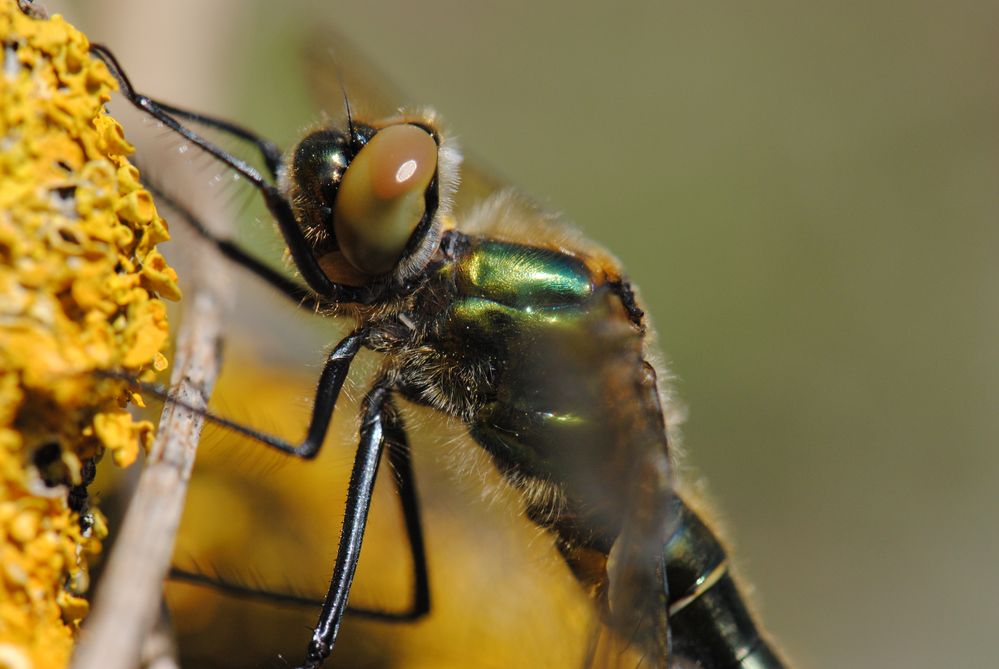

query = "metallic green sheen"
[[448, 295, 585, 337], [455, 240, 593, 309], [420, 234, 675, 655], [432, 237, 657, 548]]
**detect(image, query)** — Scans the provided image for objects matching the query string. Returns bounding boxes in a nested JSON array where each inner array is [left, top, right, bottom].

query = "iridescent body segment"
[[665, 498, 787, 667], [373, 219, 674, 658]]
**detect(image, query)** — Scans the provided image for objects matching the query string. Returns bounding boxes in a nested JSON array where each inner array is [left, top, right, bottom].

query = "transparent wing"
[[300, 26, 402, 122], [300, 26, 506, 220]]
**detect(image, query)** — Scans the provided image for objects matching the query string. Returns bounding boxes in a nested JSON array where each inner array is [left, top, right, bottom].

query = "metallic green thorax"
[[442, 239, 656, 456], [410, 233, 671, 568], [446, 240, 621, 494], [402, 233, 672, 655], [456, 240, 594, 309]]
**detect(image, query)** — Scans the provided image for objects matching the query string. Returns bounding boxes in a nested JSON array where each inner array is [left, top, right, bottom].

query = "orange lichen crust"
[[0, 2, 179, 667]]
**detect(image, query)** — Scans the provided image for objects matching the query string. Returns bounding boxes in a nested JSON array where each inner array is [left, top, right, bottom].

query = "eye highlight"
[[394, 159, 419, 184], [333, 124, 438, 276]]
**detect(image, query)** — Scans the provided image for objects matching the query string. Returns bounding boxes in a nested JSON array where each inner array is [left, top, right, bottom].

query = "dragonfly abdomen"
[[666, 496, 788, 668]]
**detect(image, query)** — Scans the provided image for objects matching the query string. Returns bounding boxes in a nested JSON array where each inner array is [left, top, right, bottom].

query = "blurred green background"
[[55, 0, 998, 666]]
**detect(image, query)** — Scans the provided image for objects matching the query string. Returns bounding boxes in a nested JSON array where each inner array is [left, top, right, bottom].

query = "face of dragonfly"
[[281, 118, 443, 286]]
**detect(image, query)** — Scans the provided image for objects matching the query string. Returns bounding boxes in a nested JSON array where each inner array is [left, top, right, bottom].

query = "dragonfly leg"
[[105, 328, 365, 459], [167, 399, 430, 622], [347, 393, 431, 621], [301, 380, 391, 668], [145, 99, 284, 179], [140, 177, 326, 311]]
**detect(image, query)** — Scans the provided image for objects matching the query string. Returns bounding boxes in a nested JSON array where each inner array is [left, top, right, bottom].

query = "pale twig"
[[139, 602, 180, 669], [72, 245, 227, 669]]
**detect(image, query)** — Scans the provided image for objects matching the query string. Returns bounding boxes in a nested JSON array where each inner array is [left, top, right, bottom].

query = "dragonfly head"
[[284, 116, 449, 287]]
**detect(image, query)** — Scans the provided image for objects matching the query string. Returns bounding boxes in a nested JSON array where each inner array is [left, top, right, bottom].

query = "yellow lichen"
[[0, 2, 179, 666]]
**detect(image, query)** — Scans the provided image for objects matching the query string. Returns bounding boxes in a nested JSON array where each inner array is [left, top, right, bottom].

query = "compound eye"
[[333, 124, 438, 275]]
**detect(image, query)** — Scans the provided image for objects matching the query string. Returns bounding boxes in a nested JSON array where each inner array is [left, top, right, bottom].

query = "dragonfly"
[[89, 32, 787, 668]]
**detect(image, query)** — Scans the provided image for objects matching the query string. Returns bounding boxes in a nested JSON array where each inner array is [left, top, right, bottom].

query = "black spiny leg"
[[302, 382, 392, 668], [350, 395, 431, 621], [93, 44, 319, 308], [168, 394, 431, 626], [105, 329, 365, 459], [149, 100, 284, 179], [141, 179, 325, 312]]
